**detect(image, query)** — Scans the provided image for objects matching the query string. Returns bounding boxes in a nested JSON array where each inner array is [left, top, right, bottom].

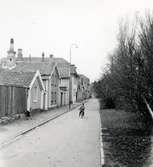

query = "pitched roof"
[[11, 61, 56, 75], [16, 56, 77, 78], [18, 57, 69, 64], [54, 58, 78, 77], [16, 57, 76, 78], [70, 65, 78, 75], [79, 74, 90, 83], [53, 58, 69, 64], [0, 71, 35, 87], [57, 63, 70, 78]]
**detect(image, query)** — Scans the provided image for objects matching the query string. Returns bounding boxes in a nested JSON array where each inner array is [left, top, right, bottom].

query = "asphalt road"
[[0, 99, 101, 167]]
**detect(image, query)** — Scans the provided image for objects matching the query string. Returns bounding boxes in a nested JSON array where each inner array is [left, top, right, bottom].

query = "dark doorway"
[[61, 92, 63, 106]]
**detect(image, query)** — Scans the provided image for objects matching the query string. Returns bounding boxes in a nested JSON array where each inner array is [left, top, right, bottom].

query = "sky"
[[0, 0, 153, 82]]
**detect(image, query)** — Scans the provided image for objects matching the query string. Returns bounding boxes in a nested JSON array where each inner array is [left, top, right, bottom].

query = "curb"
[[0, 103, 81, 150], [99, 111, 105, 166]]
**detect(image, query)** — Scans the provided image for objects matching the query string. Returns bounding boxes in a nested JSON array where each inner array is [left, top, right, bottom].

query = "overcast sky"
[[0, 0, 153, 82]]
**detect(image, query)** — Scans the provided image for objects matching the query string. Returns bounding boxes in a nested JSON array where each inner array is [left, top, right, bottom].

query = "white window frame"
[[33, 86, 38, 102]]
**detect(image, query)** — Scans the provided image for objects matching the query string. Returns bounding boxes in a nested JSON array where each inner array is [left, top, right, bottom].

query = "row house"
[[17, 54, 79, 106], [17, 55, 71, 107]]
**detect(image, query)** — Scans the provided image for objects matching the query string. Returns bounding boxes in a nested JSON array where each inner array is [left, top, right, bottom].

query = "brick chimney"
[[42, 52, 45, 62], [49, 54, 53, 59], [17, 48, 23, 61]]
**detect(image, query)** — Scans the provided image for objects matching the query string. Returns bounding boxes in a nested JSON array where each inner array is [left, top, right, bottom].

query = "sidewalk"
[[0, 102, 81, 147], [0, 98, 101, 167]]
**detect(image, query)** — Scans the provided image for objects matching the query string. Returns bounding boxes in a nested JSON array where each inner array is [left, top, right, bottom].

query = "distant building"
[[77, 74, 90, 101], [1, 38, 16, 70], [70, 64, 79, 103]]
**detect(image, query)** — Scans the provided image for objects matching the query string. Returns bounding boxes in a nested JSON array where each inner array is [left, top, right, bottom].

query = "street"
[[0, 99, 101, 167]]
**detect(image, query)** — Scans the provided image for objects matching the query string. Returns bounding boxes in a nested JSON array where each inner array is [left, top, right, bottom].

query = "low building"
[[0, 39, 60, 110], [17, 54, 69, 107], [12, 61, 60, 110], [0, 70, 44, 118], [16, 55, 79, 106]]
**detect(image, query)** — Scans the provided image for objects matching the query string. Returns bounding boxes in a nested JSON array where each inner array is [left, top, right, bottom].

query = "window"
[[33, 86, 38, 102], [55, 92, 57, 104], [51, 92, 53, 105]]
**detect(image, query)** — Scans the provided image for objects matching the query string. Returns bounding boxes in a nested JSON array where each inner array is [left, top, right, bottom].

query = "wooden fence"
[[0, 85, 27, 117]]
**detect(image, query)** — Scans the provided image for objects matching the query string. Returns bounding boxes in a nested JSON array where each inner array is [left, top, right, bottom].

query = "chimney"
[[17, 49, 23, 60], [42, 52, 45, 62], [49, 54, 53, 59]]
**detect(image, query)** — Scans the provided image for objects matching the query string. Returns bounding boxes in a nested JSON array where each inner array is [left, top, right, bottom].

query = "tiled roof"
[[11, 62, 56, 75], [16, 56, 77, 78], [54, 58, 78, 77], [0, 71, 35, 87], [57, 63, 70, 78], [79, 74, 89, 79], [70, 65, 77, 75], [53, 58, 69, 64], [16, 57, 69, 77], [79, 74, 90, 83], [18, 57, 69, 64]]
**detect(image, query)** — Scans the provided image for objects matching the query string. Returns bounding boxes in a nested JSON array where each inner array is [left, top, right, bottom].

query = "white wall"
[[59, 78, 69, 105], [71, 76, 78, 103]]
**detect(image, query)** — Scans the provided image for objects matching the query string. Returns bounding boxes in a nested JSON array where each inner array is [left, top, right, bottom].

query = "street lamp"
[[69, 43, 78, 110]]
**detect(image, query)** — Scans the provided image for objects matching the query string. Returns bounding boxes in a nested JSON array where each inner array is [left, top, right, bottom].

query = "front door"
[[61, 92, 63, 106]]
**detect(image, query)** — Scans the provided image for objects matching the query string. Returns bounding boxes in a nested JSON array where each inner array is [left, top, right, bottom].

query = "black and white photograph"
[[0, 0, 153, 166]]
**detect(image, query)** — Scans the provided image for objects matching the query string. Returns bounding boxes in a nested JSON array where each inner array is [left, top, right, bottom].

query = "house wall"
[[41, 68, 60, 110], [30, 77, 42, 110], [59, 78, 69, 105], [71, 76, 78, 103], [59, 91, 67, 106], [50, 68, 59, 108], [76, 77, 83, 101], [42, 77, 49, 110], [77, 83, 83, 102], [0, 85, 27, 117]]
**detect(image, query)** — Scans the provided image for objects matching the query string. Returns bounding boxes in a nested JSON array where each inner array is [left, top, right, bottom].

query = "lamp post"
[[69, 43, 78, 111]]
